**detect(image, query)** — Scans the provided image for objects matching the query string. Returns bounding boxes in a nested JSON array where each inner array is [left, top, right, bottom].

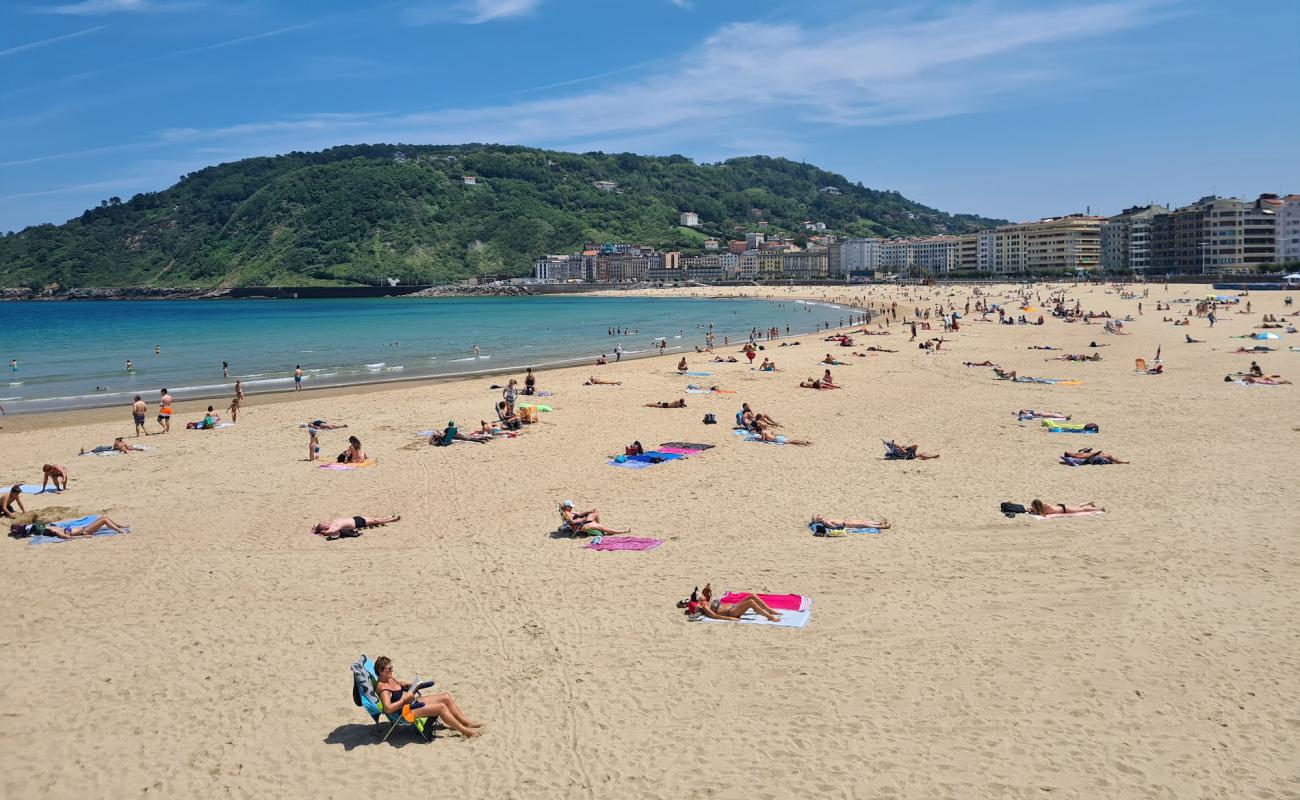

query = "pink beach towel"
[[583, 536, 663, 551], [720, 592, 807, 612]]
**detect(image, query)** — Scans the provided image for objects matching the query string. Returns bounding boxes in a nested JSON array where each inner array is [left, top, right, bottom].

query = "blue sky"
[[1, 0, 1297, 231]]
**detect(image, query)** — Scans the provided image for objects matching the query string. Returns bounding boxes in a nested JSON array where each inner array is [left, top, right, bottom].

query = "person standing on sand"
[[307, 427, 320, 461], [227, 395, 241, 423], [158, 388, 173, 433], [294, 365, 303, 391], [615, 343, 623, 362], [132, 395, 148, 437]]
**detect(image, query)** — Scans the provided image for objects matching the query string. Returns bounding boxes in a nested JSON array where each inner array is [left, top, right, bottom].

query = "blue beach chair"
[[350, 654, 441, 742]]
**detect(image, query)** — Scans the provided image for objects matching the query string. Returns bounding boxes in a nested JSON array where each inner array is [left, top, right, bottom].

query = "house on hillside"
[[679, 211, 700, 227], [593, 180, 618, 192], [819, 186, 842, 196], [462, 176, 478, 185]]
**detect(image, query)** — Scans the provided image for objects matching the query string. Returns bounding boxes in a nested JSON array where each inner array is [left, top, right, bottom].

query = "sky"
[[1, 0, 1297, 232]]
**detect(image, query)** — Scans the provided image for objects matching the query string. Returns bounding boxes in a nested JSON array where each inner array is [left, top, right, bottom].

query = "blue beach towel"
[[607, 458, 654, 469], [15, 484, 59, 494], [1047, 428, 1098, 434], [27, 515, 130, 545], [808, 522, 881, 536], [684, 371, 712, 376]]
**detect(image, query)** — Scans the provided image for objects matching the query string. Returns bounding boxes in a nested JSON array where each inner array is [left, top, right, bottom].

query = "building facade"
[[1279, 195, 1300, 264], [1151, 195, 1277, 273], [1101, 205, 1167, 272], [838, 238, 882, 276]]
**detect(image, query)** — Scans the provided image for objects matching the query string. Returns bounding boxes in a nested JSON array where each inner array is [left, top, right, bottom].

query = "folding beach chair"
[[882, 440, 914, 460], [1134, 358, 1147, 372], [350, 654, 440, 742]]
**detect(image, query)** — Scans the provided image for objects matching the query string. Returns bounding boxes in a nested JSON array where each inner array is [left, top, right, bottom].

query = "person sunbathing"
[[964, 360, 997, 367], [338, 436, 368, 463], [863, 346, 897, 353], [884, 440, 940, 459], [757, 427, 812, 445], [307, 419, 349, 430], [645, 399, 687, 408], [811, 514, 890, 533], [677, 357, 689, 372], [822, 354, 846, 365], [711, 356, 739, 363], [374, 656, 482, 739], [40, 463, 68, 492], [559, 500, 630, 535], [45, 516, 130, 539], [1063, 448, 1129, 464], [111, 437, 134, 453], [677, 583, 781, 622], [1, 484, 25, 519], [1185, 334, 1204, 343], [1017, 409, 1070, 420], [311, 514, 401, 540], [585, 376, 622, 385], [429, 421, 489, 446], [739, 403, 779, 429], [993, 368, 1018, 381], [820, 369, 839, 388], [1029, 500, 1103, 517], [1235, 374, 1292, 384]]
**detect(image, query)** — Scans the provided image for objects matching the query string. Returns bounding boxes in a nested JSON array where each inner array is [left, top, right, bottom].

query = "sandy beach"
[[2, 282, 1297, 799]]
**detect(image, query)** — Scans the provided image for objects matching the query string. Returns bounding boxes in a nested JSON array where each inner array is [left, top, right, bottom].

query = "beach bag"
[[10, 523, 33, 539], [1000, 502, 1027, 517], [703, 413, 717, 425], [1083, 423, 1099, 432]]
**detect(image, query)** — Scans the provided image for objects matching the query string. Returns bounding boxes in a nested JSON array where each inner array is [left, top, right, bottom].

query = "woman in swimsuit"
[[311, 514, 401, 540], [644, 399, 687, 408], [523, 368, 537, 395], [1029, 500, 1103, 517], [677, 357, 689, 372], [1063, 448, 1128, 464], [374, 656, 482, 739], [586, 376, 622, 385], [339, 436, 367, 463], [812, 514, 890, 531], [678, 583, 781, 622], [46, 516, 129, 539], [559, 501, 630, 535]]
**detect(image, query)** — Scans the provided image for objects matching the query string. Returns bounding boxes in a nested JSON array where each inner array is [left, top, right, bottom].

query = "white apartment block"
[[534, 254, 585, 282], [679, 212, 700, 227], [1101, 205, 1167, 272], [839, 238, 882, 274]]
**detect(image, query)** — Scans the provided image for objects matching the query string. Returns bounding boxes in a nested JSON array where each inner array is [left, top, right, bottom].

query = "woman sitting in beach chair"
[[374, 656, 482, 739], [558, 500, 630, 536], [883, 440, 940, 460], [677, 583, 781, 623], [496, 401, 522, 430]]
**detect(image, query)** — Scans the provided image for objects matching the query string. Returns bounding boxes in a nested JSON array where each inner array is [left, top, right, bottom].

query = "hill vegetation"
[[0, 144, 1005, 288]]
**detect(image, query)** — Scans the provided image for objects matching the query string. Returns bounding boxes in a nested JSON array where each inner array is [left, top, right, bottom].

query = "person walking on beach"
[[157, 389, 173, 433], [294, 365, 303, 391], [615, 343, 623, 362], [307, 427, 320, 461], [223, 361, 229, 379], [131, 395, 148, 437], [227, 395, 241, 423], [235, 380, 244, 402]]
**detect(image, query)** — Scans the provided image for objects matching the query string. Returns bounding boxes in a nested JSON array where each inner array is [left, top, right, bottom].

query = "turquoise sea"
[[0, 295, 854, 413]]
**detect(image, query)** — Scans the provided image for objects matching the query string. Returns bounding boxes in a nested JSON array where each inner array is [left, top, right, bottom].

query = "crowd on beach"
[[5, 281, 1295, 743]]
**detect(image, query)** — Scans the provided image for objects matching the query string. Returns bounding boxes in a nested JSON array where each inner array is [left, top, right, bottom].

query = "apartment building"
[[989, 215, 1102, 273], [1101, 205, 1167, 272], [1151, 195, 1277, 273], [780, 249, 829, 279], [534, 254, 585, 282], [1278, 195, 1300, 263], [910, 236, 960, 275], [838, 237, 882, 276], [754, 250, 785, 280]]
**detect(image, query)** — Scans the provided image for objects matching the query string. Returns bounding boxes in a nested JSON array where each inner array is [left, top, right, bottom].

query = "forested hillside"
[[0, 144, 1005, 288]]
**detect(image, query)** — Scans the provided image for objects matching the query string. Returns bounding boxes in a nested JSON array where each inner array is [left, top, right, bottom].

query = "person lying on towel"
[[1062, 448, 1129, 465], [677, 583, 781, 623], [884, 440, 940, 460], [1028, 500, 1104, 517], [311, 514, 401, 540], [811, 514, 891, 535]]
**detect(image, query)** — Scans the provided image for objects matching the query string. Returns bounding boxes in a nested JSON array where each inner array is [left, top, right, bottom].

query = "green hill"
[[0, 144, 1006, 288]]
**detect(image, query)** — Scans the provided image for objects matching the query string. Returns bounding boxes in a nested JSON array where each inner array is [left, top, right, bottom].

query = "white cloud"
[[406, 0, 539, 25], [40, 0, 188, 14], [0, 24, 109, 56]]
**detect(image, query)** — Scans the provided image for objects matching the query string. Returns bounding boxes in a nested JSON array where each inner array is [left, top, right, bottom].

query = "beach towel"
[[318, 459, 376, 470], [516, 403, 552, 412], [13, 484, 59, 494], [657, 446, 704, 456], [27, 515, 130, 545], [808, 522, 881, 536], [629, 451, 685, 463], [1027, 510, 1105, 520], [1047, 428, 1098, 434], [81, 445, 151, 456], [582, 536, 662, 551], [660, 442, 714, 451], [695, 594, 812, 628], [685, 388, 709, 394], [684, 371, 712, 377], [607, 458, 655, 469]]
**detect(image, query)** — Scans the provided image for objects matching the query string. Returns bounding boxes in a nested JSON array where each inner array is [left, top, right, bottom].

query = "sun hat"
[[561, 500, 574, 508]]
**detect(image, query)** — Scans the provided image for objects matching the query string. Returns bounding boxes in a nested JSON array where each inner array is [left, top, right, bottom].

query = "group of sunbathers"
[[799, 369, 840, 389]]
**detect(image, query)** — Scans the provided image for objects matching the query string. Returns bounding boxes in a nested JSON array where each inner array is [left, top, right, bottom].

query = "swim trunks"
[[352, 516, 367, 530], [133, 414, 145, 424]]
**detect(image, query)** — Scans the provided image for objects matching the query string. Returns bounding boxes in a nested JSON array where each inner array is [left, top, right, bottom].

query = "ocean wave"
[[365, 363, 385, 369]]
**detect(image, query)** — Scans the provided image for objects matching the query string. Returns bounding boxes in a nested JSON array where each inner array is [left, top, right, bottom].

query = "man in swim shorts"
[[294, 365, 303, 391], [131, 395, 148, 437], [157, 388, 173, 433], [311, 514, 401, 540]]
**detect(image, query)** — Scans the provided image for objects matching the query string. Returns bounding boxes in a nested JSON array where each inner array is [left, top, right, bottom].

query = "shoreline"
[[2, 294, 865, 417]]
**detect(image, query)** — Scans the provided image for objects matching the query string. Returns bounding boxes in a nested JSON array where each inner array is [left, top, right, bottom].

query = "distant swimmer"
[[223, 361, 229, 379], [155, 345, 160, 355], [473, 345, 481, 355], [294, 365, 303, 391], [125, 360, 134, 372], [9, 358, 15, 372]]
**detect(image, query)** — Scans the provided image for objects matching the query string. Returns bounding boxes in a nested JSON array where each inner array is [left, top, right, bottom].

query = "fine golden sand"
[[1, 283, 1297, 799]]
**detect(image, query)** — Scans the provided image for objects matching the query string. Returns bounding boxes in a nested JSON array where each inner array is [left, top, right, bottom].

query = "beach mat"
[[607, 458, 654, 469], [1047, 428, 1098, 434], [12, 484, 60, 494], [318, 459, 376, 471], [808, 522, 881, 536], [696, 595, 812, 628], [28, 515, 130, 545], [684, 371, 712, 376], [582, 536, 662, 551], [721, 592, 808, 611], [1027, 510, 1105, 520], [657, 446, 704, 455], [660, 442, 714, 451]]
